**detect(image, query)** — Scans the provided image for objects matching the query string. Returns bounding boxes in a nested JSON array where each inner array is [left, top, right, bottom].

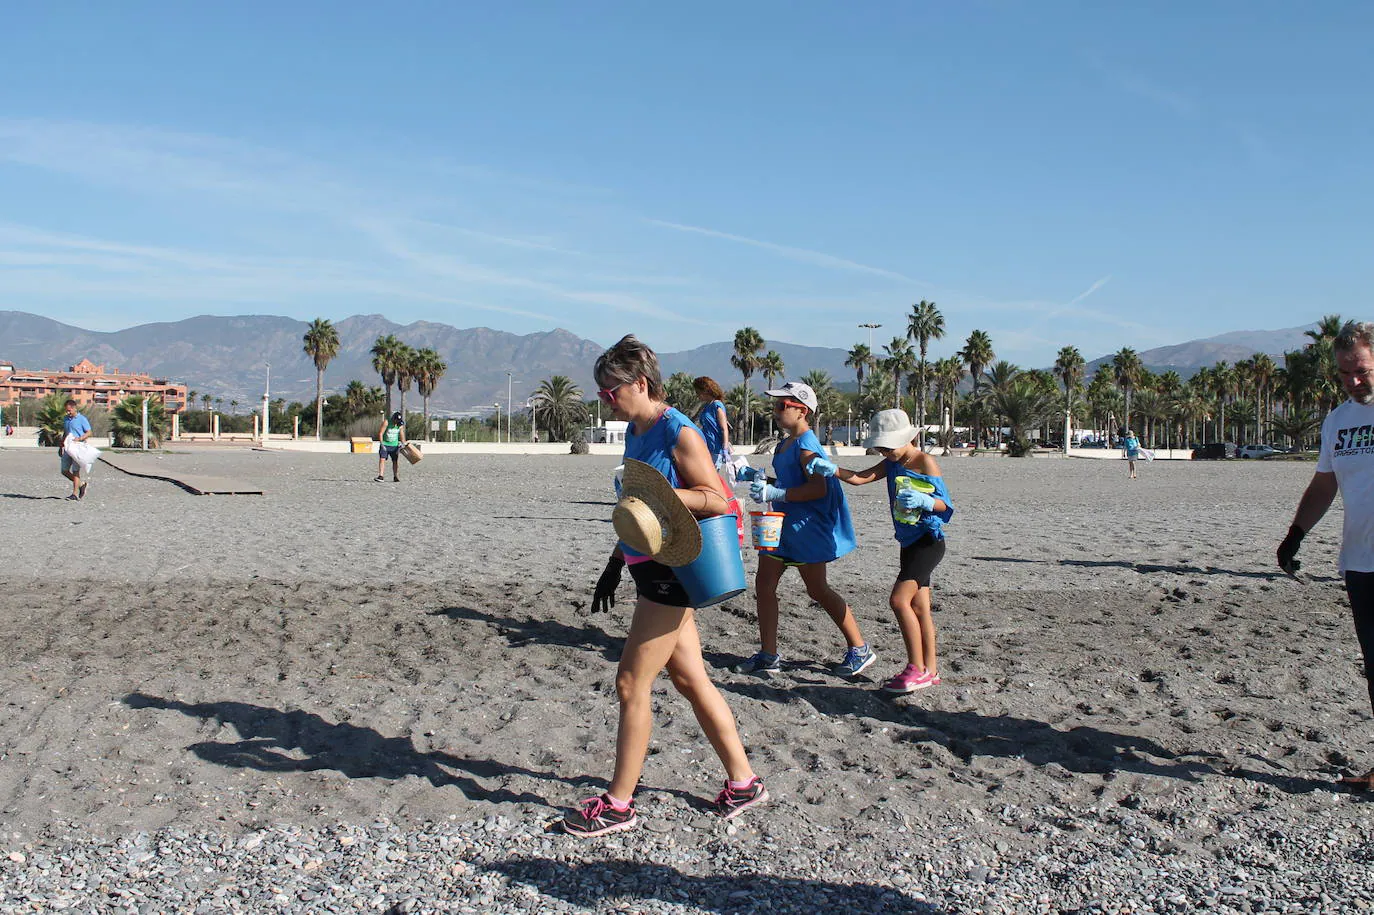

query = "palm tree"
[[906, 300, 945, 433], [800, 369, 835, 430], [959, 330, 995, 447], [983, 361, 1021, 445], [35, 393, 71, 447], [664, 372, 697, 413], [731, 327, 764, 444], [986, 377, 1055, 456], [1250, 352, 1276, 445], [392, 343, 418, 422], [531, 375, 588, 442], [229, 399, 238, 415], [759, 351, 785, 390], [302, 318, 340, 442], [934, 356, 966, 444], [371, 334, 403, 415], [111, 395, 169, 448], [1271, 407, 1321, 451], [1209, 362, 1234, 443], [882, 337, 915, 410], [1111, 347, 1144, 432], [1054, 345, 1085, 454], [413, 347, 447, 441], [845, 344, 874, 395]]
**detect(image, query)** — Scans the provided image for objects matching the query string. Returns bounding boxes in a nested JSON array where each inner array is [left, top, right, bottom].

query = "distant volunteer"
[[1278, 320, 1374, 789], [60, 399, 92, 501], [376, 412, 408, 482]]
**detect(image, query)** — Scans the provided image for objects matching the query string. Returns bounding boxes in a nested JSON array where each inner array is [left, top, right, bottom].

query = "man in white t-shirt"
[[1278, 320, 1374, 789]]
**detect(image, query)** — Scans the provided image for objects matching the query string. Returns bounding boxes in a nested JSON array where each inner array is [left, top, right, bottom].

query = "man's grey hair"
[[1334, 321, 1374, 354]]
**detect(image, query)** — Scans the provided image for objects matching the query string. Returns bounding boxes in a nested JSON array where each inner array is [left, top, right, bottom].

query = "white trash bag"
[[63, 438, 100, 476]]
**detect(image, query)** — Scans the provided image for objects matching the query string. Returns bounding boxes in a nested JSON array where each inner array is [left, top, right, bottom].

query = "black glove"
[[592, 555, 625, 612], [1277, 524, 1305, 576]]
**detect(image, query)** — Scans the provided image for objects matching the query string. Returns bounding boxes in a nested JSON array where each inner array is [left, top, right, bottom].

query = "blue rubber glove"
[[749, 481, 787, 504], [806, 456, 837, 477], [896, 489, 936, 513], [736, 464, 762, 483]]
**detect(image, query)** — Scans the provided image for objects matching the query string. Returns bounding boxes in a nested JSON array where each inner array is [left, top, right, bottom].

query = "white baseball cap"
[[764, 381, 818, 413]]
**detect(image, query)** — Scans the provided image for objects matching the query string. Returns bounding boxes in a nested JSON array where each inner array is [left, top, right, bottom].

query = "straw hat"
[[863, 409, 918, 449], [612, 459, 703, 567]]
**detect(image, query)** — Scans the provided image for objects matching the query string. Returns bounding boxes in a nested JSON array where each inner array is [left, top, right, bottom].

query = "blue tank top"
[[885, 463, 954, 546], [697, 400, 727, 460], [770, 429, 855, 563], [620, 406, 702, 560]]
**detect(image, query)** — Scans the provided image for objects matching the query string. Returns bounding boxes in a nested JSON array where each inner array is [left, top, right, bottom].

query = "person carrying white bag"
[[59, 399, 95, 501]]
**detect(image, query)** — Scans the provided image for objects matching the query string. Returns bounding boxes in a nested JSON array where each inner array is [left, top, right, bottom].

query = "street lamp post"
[[847, 404, 853, 445], [261, 362, 271, 444], [858, 323, 882, 396], [494, 402, 501, 443], [506, 372, 517, 446]]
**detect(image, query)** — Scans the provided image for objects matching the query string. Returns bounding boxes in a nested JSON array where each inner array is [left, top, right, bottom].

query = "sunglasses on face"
[[772, 399, 807, 413], [597, 381, 628, 405]]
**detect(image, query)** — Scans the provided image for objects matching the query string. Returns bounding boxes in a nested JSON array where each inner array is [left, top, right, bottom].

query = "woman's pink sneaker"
[[880, 665, 940, 694]]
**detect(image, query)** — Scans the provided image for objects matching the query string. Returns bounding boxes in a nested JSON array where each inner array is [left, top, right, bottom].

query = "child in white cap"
[[819, 409, 954, 693]]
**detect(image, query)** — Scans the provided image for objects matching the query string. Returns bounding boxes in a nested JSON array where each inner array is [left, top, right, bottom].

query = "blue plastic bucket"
[[670, 514, 747, 608]]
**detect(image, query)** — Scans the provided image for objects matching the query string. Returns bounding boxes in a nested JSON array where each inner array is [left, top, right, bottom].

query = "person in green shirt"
[[375, 411, 407, 482]]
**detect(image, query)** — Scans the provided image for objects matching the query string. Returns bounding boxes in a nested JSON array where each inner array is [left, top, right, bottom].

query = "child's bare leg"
[[754, 556, 785, 655], [889, 580, 926, 668], [798, 563, 864, 649]]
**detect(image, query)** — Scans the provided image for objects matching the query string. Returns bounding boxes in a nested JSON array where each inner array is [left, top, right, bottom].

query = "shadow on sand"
[[970, 554, 1340, 582], [488, 859, 943, 914], [0, 492, 66, 500], [719, 680, 1331, 795], [123, 692, 586, 804]]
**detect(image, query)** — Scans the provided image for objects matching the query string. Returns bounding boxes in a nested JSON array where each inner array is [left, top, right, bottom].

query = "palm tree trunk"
[[423, 394, 430, 441], [315, 367, 325, 441]]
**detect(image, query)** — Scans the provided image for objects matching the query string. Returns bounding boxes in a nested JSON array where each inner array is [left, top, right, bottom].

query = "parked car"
[[1238, 444, 1277, 459], [1192, 442, 1238, 460]]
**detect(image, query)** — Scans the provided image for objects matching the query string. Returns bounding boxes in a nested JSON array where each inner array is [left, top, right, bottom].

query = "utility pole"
[[261, 362, 271, 444]]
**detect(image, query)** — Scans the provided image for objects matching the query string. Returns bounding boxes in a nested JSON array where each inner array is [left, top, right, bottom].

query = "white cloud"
[[646, 219, 921, 283]]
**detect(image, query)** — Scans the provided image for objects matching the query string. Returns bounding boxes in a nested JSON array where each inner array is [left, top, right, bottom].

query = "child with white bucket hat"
[[818, 409, 955, 693], [568, 334, 767, 838]]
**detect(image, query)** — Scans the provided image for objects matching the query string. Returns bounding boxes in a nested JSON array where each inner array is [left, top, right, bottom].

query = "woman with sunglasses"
[[569, 335, 767, 838], [825, 409, 954, 693], [735, 382, 874, 679]]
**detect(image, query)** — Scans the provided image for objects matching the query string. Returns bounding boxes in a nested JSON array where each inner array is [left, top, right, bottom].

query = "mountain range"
[[0, 310, 1318, 413]]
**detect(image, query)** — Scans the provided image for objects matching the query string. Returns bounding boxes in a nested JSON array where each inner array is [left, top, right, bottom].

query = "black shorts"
[[897, 534, 946, 587], [379, 444, 401, 458], [628, 560, 692, 608]]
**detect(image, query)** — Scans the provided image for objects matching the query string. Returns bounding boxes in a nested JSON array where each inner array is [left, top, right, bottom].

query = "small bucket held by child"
[[750, 511, 785, 551]]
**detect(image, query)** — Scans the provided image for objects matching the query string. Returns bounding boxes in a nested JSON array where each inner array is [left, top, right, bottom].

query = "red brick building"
[[0, 358, 188, 413]]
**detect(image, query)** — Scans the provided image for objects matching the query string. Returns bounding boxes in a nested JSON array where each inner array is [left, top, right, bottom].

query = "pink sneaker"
[[881, 665, 939, 694]]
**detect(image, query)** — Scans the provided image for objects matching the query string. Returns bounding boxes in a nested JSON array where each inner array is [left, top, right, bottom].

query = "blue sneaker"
[[733, 651, 782, 674], [837, 645, 876, 677]]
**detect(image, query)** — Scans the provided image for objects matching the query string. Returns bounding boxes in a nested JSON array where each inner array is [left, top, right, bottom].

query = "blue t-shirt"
[[64, 413, 91, 439], [1124, 435, 1140, 458], [885, 463, 954, 546], [620, 406, 702, 560], [770, 429, 855, 564], [696, 400, 727, 460]]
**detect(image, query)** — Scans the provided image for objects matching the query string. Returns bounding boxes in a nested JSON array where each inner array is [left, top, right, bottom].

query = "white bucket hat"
[[612, 459, 703, 567], [863, 409, 918, 450]]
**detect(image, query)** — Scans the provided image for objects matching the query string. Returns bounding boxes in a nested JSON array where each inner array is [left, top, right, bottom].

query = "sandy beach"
[[0, 446, 1370, 913]]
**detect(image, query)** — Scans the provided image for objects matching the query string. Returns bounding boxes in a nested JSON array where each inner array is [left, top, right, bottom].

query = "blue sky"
[[1, 1, 1369, 366]]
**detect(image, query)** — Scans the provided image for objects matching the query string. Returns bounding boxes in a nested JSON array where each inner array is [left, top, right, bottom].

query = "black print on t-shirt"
[[1334, 425, 1374, 456]]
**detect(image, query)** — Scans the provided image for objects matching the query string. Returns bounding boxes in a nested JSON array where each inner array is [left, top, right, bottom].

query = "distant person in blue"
[[60, 399, 92, 501], [828, 410, 954, 693], [736, 381, 875, 679], [1122, 427, 1141, 480], [693, 376, 732, 465]]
